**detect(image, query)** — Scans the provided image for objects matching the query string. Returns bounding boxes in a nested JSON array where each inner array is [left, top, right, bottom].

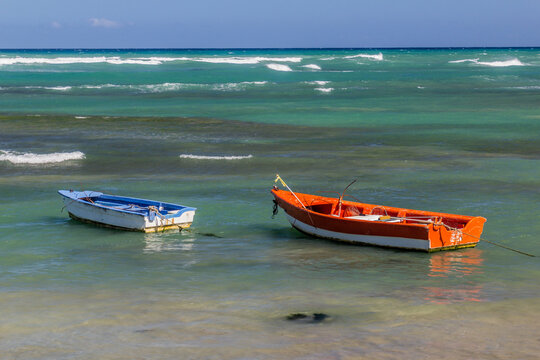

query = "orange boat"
[[271, 175, 486, 252]]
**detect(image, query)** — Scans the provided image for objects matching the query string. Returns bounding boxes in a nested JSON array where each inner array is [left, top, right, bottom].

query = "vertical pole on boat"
[[337, 179, 357, 217], [275, 174, 308, 210]]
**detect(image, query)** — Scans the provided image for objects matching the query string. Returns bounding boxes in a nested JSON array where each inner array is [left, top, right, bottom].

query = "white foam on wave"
[[0, 56, 164, 66], [266, 63, 293, 72], [20, 85, 73, 91], [315, 87, 334, 93], [45, 86, 72, 91], [0, 56, 302, 66], [302, 64, 321, 70], [449, 58, 525, 67], [193, 56, 302, 64], [478, 58, 525, 67], [344, 52, 384, 61], [306, 81, 330, 86], [80, 81, 268, 92], [449, 58, 479, 64], [2, 81, 270, 94], [0, 150, 85, 164], [179, 154, 253, 160], [504, 86, 540, 90]]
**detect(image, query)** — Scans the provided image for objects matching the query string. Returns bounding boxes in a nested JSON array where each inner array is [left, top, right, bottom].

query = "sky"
[[1, 0, 539, 48]]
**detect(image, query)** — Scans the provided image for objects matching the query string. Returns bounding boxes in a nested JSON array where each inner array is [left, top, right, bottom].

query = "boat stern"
[[428, 216, 487, 252]]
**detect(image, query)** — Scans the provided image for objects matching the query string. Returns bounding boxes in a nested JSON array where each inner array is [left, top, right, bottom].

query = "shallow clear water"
[[1, 49, 539, 359]]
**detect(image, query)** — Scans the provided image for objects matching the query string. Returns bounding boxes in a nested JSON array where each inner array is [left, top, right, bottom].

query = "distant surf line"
[[0, 56, 303, 66], [0, 81, 270, 93], [179, 154, 253, 160]]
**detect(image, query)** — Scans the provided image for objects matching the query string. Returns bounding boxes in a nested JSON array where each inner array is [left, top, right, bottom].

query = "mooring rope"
[[390, 215, 535, 257], [439, 223, 536, 257]]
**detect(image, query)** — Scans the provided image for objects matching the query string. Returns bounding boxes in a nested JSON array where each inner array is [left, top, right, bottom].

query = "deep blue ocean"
[[1, 48, 539, 359]]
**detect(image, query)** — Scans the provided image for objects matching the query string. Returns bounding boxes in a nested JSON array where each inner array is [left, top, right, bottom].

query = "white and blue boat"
[[58, 190, 196, 232]]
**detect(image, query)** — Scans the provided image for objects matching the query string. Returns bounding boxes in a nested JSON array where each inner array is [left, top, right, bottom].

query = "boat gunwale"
[[272, 189, 449, 229]]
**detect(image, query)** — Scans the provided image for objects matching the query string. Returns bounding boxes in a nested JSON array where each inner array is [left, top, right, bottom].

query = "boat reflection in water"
[[143, 232, 196, 253], [423, 249, 484, 304]]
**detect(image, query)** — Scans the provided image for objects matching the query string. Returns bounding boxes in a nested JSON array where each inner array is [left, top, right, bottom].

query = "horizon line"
[[1, 46, 539, 51]]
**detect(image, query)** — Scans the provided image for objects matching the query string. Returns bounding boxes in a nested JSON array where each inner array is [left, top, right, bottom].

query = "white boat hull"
[[285, 213, 429, 250]]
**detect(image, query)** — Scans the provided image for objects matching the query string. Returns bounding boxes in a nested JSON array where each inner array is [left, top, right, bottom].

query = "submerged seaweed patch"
[[286, 313, 329, 323]]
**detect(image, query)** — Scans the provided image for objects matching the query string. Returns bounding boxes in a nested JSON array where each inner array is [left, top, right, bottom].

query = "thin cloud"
[[51, 21, 62, 29], [89, 18, 120, 28]]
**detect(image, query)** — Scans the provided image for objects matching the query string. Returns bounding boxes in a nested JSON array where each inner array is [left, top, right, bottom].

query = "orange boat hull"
[[271, 188, 486, 252]]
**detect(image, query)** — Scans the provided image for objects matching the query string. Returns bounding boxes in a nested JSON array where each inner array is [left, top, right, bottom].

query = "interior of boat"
[[305, 198, 469, 228]]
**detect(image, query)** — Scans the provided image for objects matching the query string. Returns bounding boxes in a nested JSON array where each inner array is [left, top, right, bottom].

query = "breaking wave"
[[192, 56, 302, 64], [449, 58, 525, 67], [449, 58, 479, 64], [266, 63, 293, 72], [315, 87, 334, 93], [0, 56, 302, 66], [23, 86, 73, 91], [0, 150, 85, 164], [179, 154, 253, 160], [84, 81, 268, 92], [1, 81, 269, 93], [302, 64, 321, 70], [306, 81, 330, 86], [344, 53, 384, 61]]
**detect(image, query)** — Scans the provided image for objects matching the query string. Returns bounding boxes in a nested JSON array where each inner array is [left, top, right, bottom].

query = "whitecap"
[[20, 85, 72, 91], [504, 86, 540, 90], [80, 81, 268, 93], [0, 55, 303, 67], [81, 84, 120, 89], [44, 86, 72, 91], [179, 154, 253, 160], [344, 52, 384, 61], [477, 58, 525, 67], [302, 64, 321, 70], [305, 81, 330, 86], [193, 56, 302, 64], [449, 58, 480, 64], [449, 58, 525, 67], [0, 56, 166, 66], [315, 87, 334, 93], [266, 63, 293, 72], [0, 150, 85, 164]]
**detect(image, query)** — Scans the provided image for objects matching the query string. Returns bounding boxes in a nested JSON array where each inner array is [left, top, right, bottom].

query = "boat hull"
[[285, 213, 431, 250], [272, 188, 486, 252], [59, 190, 195, 232], [67, 212, 192, 233]]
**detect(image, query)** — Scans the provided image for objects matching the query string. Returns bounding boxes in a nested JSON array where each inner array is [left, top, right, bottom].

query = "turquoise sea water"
[[1, 49, 539, 359]]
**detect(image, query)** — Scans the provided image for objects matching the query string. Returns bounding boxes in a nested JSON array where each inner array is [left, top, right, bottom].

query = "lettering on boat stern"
[[450, 230, 463, 245]]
